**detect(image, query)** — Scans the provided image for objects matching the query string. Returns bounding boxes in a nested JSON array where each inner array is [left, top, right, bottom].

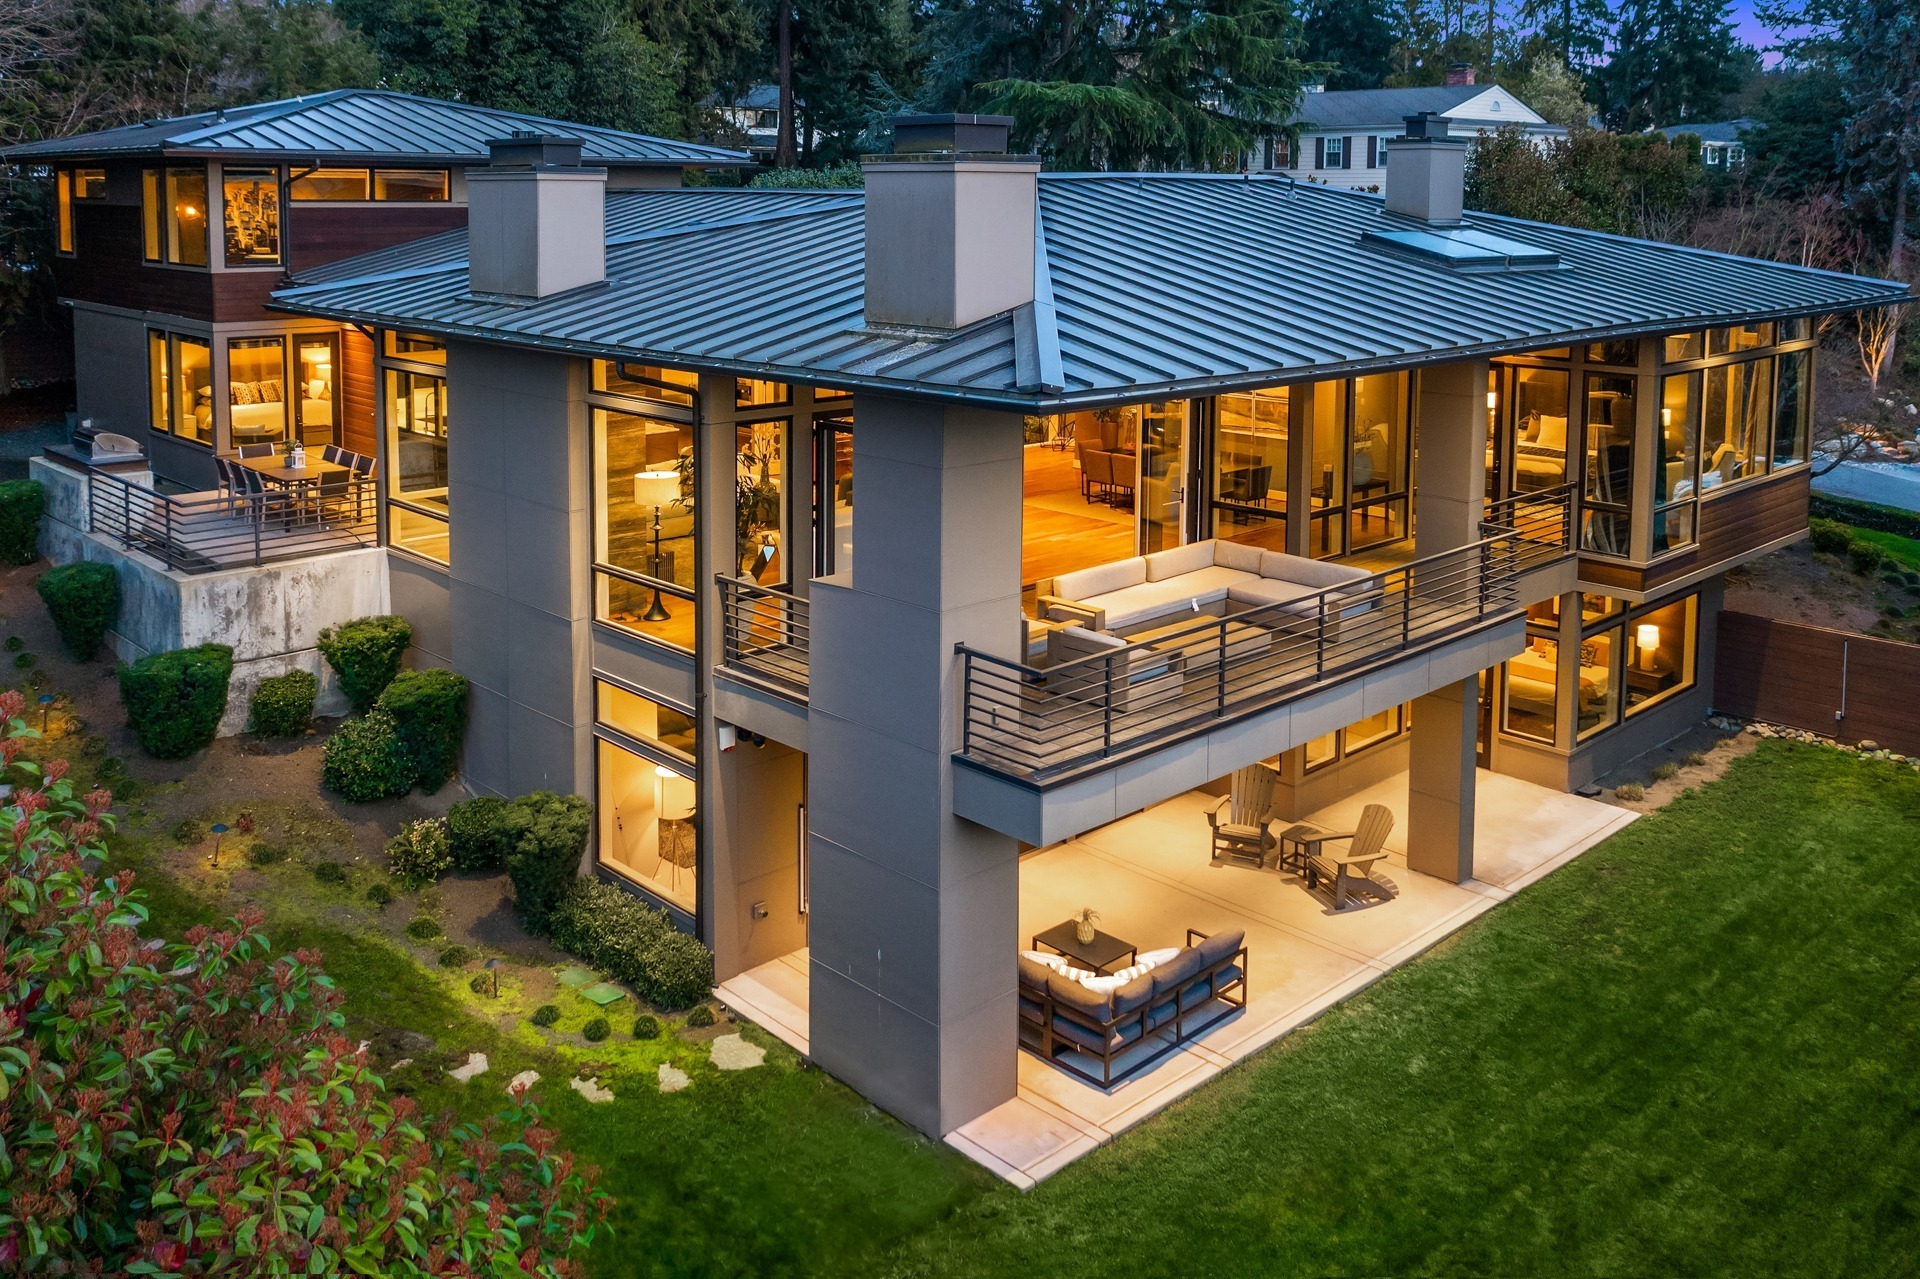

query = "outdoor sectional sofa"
[[1038, 539, 1378, 637], [1018, 928, 1248, 1087]]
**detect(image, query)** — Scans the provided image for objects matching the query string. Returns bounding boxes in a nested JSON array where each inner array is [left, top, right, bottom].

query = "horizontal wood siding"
[[1577, 469, 1812, 596], [1713, 611, 1920, 754], [59, 205, 215, 319], [340, 328, 377, 458], [286, 206, 467, 275]]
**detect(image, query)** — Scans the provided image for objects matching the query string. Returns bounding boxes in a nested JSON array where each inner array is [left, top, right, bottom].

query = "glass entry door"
[[813, 414, 854, 577], [295, 334, 339, 448], [1137, 400, 1188, 553]]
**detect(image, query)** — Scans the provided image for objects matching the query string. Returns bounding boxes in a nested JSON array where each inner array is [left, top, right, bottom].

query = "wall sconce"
[[1636, 622, 1660, 671]]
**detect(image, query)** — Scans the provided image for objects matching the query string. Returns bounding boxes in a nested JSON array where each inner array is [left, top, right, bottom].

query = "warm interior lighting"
[[1661, 407, 1672, 427], [655, 765, 675, 779], [1486, 390, 1498, 409], [632, 470, 679, 508], [1636, 622, 1660, 670]]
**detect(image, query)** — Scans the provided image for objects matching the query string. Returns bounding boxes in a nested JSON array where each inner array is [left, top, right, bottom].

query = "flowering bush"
[[387, 816, 452, 888], [0, 693, 606, 1274]]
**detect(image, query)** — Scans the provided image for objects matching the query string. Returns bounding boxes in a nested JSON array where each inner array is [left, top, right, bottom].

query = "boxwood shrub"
[[321, 710, 413, 801], [581, 1017, 611, 1042], [36, 561, 119, 660], [548, 880, 672, 988], [447, 795, 526, 871], [118, 644, 232, 759], [0, 480, 44, 565], [639, 931, 715, 1011], [249, 669, 318, 737], [504, 791, 594, 933], [1807, 517, 1851, 557], [316, 615, 413, 712], [376, 667, 469, 793]]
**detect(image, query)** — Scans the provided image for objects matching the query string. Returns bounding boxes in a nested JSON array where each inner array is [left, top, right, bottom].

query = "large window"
[[1654, 372, 1699, 556], [597, 736, 697, 916], [295, 337, 338, 447], [222, 168, 281, 266], [1623, 595, 1698, 716], [143, 167, 209, 266], [1349, 373, 1409, 550], [815, 414, 854, 577], [1702, 358, 1772, 488], [56, 167, 104, 254], [1663, 325, 1811, 504], [1506, 365, 1571, 495], [1298, 704, 1408, 774], [228, 337, 289, 447], [289, 168, 450, 201], [593, 359, 695, 408], [1581, 374, 1636, 555], [1502, 598, 1561, 743], [147, 331, 213, 445], [594, 407, 696, 651], [1772, 350, 1811, 469], [736, 418, 787, 583], [1213, 386, 1290, 551], [386, 368, 449, 563]]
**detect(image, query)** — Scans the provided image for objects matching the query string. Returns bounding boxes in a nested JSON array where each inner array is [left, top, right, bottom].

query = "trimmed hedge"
[[249, 669, 318, 737], [376, 668, 469, 793], [639, 931, 715, 1011], [1811, 492, 1920, 542], [447, 796, 525, 871], [0, 480, 44, 565], [118, 644, 232, 759], [316, 615, 412, 712], [505, 792, 594, 933], [321, 710, 413, 801], [1807, 517, 1852, 557], [548, 880, 672, 988], [36, 561, 119, 660]]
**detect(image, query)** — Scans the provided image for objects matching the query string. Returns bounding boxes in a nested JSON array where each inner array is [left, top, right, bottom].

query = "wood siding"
[[60, 204, 216, 319], [340, 327, 377, 458], [286, 205, 467, 275], [1576, 468, 1811, 595], [1713, 611, 1920, 754]]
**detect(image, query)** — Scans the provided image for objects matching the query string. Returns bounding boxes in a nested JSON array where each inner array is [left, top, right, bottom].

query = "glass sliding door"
[[227, 337, 289, 448], [1212, 387, 1289, 551], [1137, 400, 1188, 554], [1349, 373, 1409, 550], [295, 336, 338, 447]]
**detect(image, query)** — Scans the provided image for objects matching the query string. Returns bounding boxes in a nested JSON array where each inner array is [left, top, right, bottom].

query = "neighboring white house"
[[1656, 118, 1758, 170], [1248, 75, 1564, 191], [717, 86, 824, 164]]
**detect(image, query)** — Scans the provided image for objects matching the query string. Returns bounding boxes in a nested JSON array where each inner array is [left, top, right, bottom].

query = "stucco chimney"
[[1446, 62, 1476, 86], [861, 114, 1039, 331], [467, 133, 606, 300], [1384, 112, 1468, 225]]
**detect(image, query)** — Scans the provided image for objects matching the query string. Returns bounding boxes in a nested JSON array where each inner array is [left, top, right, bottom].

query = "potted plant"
[[1072, 907, 1100, 945]]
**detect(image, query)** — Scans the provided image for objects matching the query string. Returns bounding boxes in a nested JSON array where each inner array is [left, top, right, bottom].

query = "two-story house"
[[5, 90, 744, 491]]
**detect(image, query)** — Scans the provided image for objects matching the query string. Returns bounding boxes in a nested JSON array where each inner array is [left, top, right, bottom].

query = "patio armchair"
[[1290, 803, 1396, 909], [1044, 625, 1182, 713], [1207, 763, 1277, 868]]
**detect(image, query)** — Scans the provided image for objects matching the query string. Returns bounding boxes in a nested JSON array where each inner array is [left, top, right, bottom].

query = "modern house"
[[3, 90, 745, 490], [1249, 76, 1564, 189], [13, 101, 1903, 1180], [1657, 119, 1759, 170]]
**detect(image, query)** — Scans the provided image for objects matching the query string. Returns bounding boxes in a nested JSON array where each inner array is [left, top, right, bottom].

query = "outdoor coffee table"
[[1031, 920, 1137, 975], [1130, 617, 1273, 667]]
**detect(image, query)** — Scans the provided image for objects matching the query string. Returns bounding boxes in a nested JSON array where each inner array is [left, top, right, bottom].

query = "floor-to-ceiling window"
[[1500, 590, 1700, 749], [594, 679, 698, 917], [591, 361, 698, 651], [1348, 373, 1410, 550], [227, 337, 290, 448], [147, 330, 213, 446], [294, 336, 339, 448], [813, 412, 855, 578], [1212, 385, 1290, 552], [1580, 372, 1637, 555], [381, 331, 449, 563]]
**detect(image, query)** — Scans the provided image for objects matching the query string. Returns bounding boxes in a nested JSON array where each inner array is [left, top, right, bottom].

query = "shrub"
[[311, 861, 350, 885], [365, 881, 394, 907], [685, 1004, 715, 1029], [1807, 517, 1851, 556], [1653, 760, 1679, 781], [172, 818, 206, 845], [547, 879, 671, 988], [316, 614, 413, 712], [322, 710, 413, 801], [4, 635, 21, 651], [641, 931, 715, 1011], [250, 669, 318, 737], [14, 650, 35, 669], [387, 816, 452, 888], [244, 841, 288, 867], [582, 1017, 611, 1042], [530, 1004, 561, 1027], [377, 667, 469, 792], [1848, 539, 1886, 575], [36, 561, 119, 659], [505, 792, 594, 933], [1615, 782, 1646, 801], [1811, 492, 1920, 541], [1684, 751, 1707, 767], [118, 643, 232, 759], [404, 915, 442, 941], [0, 479, 44, 564], [448, 795, 526, 871], [469, 972, 491, 994], [438, 944, 477, 968], [632, 1015, 661, 1040]]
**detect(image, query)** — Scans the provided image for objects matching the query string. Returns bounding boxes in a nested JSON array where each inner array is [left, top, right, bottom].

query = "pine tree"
[[1302, 0, 1395, 89]]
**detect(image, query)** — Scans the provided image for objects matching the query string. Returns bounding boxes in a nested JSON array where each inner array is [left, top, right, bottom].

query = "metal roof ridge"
[[605, 200, 859, 249], [165, 90, 360, 145], [1028, 204, 1066, 392]]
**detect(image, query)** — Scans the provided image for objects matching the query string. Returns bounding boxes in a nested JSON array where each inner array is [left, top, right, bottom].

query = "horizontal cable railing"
[[717, 575, 810, 697], [87, 466, 377, 574], [960, 488, 1574, 784]]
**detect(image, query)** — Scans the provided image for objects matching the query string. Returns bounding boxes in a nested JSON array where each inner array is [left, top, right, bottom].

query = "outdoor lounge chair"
[[1207, 763, 1276, 867], [1284, 803, 1396, 909]]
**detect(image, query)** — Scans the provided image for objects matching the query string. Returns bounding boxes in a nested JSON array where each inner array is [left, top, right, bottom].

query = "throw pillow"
[[1020, 949, 1068, 974], [1580, 641, 1599, 668], [1078, 971, 1131, 995], [1136, 947, 1182, 969], [259, 378, 284, 403], [230, 381, 259, 406]]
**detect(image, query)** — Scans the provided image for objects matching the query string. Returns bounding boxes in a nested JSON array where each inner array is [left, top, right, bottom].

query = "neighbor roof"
[[2, 89, 747, 167], [1656, 118, 1760, 145], [269, 174, 1909, 411], [1293, 85, 1549, 132]]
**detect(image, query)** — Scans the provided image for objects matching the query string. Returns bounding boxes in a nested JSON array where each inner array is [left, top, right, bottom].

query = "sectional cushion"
[[1087, 580, 1221, 630], [1054, 556, 1147, 601], [1227, 578, 1318, 610], [1048, 972, 1112, 1020], [1148, 947, 1205, 999], [1213, 539, 1265, 573], [1019, 953, 1059, 991], [1052, 1014, 1142, 1054], [1145, 540, 1216, 581], [1194, 928, 1246, 970], [1259, 550, 1370, 589], [1111, 969, 1157, 1015]]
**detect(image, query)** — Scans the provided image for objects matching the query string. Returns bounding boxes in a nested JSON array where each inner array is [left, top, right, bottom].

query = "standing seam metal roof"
[[269, 172, 1910, 410]]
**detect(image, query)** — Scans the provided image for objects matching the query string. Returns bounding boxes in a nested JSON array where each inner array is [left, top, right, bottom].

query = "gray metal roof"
[[1294, 85, 1547, 131], [1657, 118, 1760, 145], [2, 89, 746, 167], [270, 172, 1910, 410]]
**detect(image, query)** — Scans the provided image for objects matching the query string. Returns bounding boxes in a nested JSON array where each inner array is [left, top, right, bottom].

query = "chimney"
[[861, 114, 1039, 331], [1384, 112, 1468, 225], [1445, 62, 1475, 86], [467, 132, 606, 300]]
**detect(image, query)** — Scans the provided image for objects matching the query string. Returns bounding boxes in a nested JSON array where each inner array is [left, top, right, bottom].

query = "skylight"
[[1361, 224, 1560, 272]]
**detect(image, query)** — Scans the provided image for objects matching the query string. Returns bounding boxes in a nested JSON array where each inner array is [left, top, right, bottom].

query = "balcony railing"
[[88, 466, 377, 574], [1486, 480, 1577, 567], [958, 489, 1575, 784], [717, 575, 810, 697]]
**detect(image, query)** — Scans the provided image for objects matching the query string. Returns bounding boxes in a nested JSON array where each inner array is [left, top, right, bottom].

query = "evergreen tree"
[[1302, 0, 1395, 89], [1591, 0, 1748, 131]]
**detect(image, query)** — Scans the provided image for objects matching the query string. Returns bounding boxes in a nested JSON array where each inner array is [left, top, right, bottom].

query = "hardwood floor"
[[1023, 444, 1135, 588]]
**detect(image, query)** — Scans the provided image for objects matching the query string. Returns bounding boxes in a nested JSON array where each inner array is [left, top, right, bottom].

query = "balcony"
[[717, 574, 810, 697], [87, 465, 376, 573]]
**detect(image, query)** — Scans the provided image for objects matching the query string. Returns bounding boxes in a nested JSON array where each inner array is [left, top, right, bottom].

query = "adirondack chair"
[[1290, 803, 1396, 909], [1207, 764, 1277, 868]]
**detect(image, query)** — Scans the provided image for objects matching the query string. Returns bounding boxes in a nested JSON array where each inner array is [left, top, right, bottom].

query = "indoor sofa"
[[1038, 539, 1378, 636]]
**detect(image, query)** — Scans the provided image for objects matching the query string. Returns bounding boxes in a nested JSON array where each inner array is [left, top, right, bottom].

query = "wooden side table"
[[1031, 921, 1137, 975]]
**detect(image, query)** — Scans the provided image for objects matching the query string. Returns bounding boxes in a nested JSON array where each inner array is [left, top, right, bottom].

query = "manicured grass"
[[1849, 525, 1920, 573], [876, 742, 1920, 1278]]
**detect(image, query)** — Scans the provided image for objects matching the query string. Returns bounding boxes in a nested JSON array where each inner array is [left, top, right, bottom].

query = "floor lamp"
[[632, 470, 681, 622]]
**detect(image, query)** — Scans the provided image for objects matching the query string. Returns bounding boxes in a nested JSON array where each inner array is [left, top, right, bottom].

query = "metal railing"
[[1486, 480, 1577, 567], [87, 466, 377, 574], [959, 488, 1575, 784], [717, 575, 810, 697]]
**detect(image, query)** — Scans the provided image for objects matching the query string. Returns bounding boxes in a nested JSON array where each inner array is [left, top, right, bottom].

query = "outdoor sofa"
[[1037, 539, 1379, 637]]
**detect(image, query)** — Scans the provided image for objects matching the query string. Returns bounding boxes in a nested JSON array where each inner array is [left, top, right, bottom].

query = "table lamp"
[[631, 470, 681, 622], [1636, 622, 1660, 671]]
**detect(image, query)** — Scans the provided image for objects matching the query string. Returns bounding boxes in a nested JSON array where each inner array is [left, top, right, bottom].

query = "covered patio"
[[719, 767, 1632, 1187]]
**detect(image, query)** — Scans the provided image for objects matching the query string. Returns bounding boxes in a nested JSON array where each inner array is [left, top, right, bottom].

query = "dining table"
[[236, 453, 353, 526]]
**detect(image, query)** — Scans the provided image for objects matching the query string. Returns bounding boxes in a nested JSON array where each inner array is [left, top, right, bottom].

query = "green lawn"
[[876, 742, 1920, 1278], [1849, 525, 1920, 573]]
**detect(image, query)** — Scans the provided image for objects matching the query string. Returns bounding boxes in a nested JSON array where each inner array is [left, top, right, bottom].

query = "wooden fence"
[[1713, 611, 1920, 755]]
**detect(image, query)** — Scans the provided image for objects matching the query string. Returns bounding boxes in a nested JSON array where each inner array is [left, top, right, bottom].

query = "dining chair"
[[321, 443, 350, 467], [212, 456, 239, 512], [236, 443, 276, 459]]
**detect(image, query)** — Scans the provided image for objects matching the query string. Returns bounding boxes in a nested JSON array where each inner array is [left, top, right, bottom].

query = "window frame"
[[145, 330, 215, 448], [142, 165, 211, 268], [589, 387, 699, 653], [1321, 135, 1344, 169], [288, 166, 451, 203], [379, 337, 453, 565], [226, 335, 293, 449], [592, 728, 699, 922], [55, 170, 74, 256], [221, 165, 284, 268]]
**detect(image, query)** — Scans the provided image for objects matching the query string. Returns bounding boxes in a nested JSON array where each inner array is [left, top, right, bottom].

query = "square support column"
[[1408, 676, 1477, 882], [805, 393, 1024, 1138], [1414, 358, 1490, 562]]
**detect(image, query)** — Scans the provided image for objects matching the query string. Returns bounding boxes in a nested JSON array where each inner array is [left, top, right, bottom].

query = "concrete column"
[[1413, 358, 1490, 562], [1407, 676, 1477, 882], [805, 392, 1023, 1138]]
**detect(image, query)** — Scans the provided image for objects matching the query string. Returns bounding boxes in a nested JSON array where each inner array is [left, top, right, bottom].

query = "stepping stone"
[[556, 967, 597, 988], [447, 1052, 488, 1082], [657, 1064, 690, 1094], [709, 1033, 766, 1071], [390, 1058, 413, 1071], [580, 982, 627, 1007], [507, 1069, 540, 1095], [570, 1076, 614, 1103]]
